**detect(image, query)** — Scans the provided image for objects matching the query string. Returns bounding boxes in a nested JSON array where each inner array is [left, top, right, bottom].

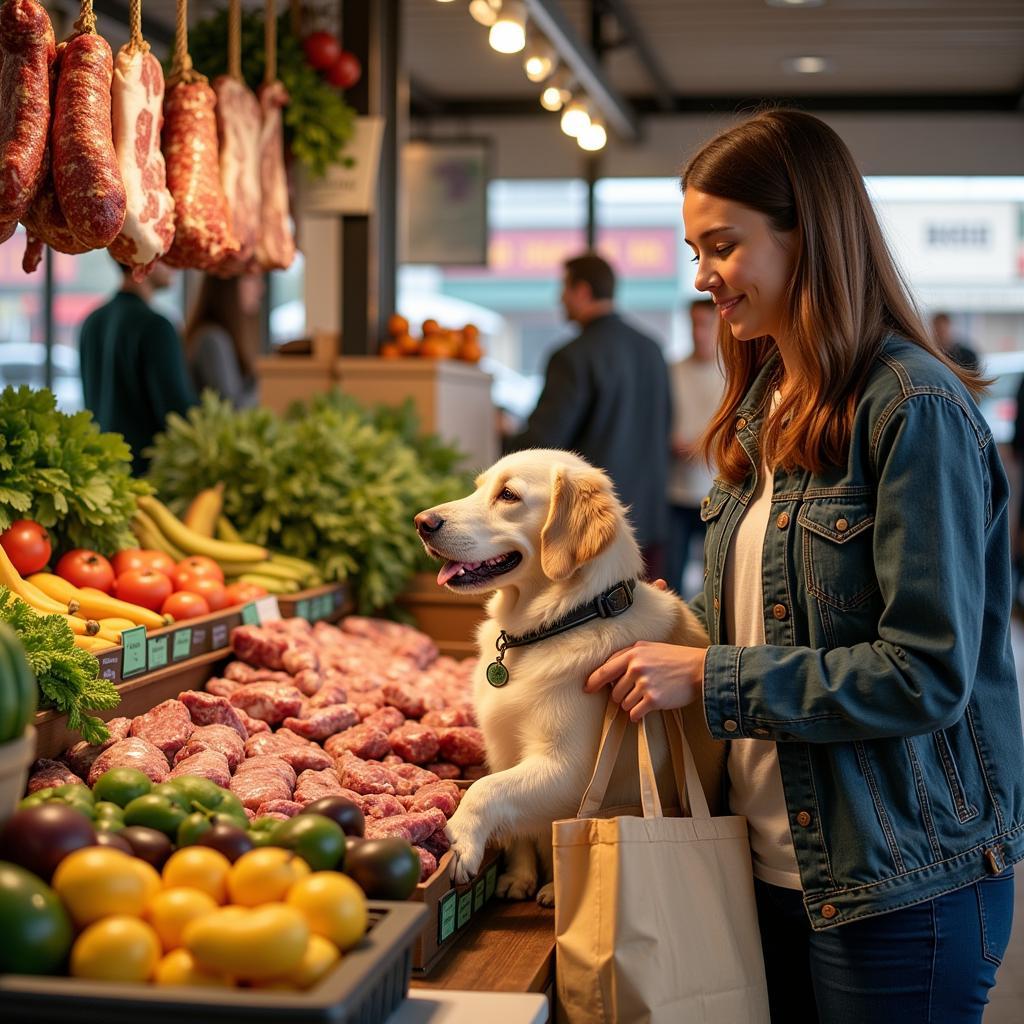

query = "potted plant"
[[0, 622, 39, 821]]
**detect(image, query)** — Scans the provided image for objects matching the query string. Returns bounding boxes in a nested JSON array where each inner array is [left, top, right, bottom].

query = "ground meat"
[[414, 846, 438, 882], [178, 690, 249, 739], [293, 768, 344, 805], [355, 700, 385, 721], [230, 624, 289, 669], [173, 724, 246, 771], [388, 723, 440, 765], [363, 808, 447, 844], [229, 755, 296, 810], [338, 760, 397, 796], [404, 780, 461, 817], [224, 662, 294, 685], [168, 749, 231, 788], [325, 724, 390, 761], [130, 699, 194, 759], [381, 682, 427, 720], [236, 710, 270, 736], [292, 669, 323, 696], [436, 727, 487, 768], [255, 799, 303, 818], [62, 717, 132, 777], [27, 758, 83, 793], [88, 737, 169, 786], [244, 731, 334, 773], [425, 762, 462, 781], [389, 763, 440, 790], [205, 677, 242, 698], [229, 683, 303, 725], [362, 706, 405, 733], [282, 703, 359, 741], [420, 829, 451, 859], [358, 793, 406, 818], [421, 708, 471, 729], [282, 646, 318, 675], [305, 679, 349, 709]]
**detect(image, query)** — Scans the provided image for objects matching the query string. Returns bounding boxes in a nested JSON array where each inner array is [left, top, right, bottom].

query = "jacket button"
[[735, 417, 747, 431], [821, 904, 838, 920], [835, 518, 849, 532], [796, 810, 812, 827], [772, 603, 788, 620], [776, 512, 790, 529], [723, 719, 738, 733]]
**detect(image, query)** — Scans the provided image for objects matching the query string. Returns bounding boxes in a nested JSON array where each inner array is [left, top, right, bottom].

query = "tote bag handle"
[[577, 700, 710, 820]]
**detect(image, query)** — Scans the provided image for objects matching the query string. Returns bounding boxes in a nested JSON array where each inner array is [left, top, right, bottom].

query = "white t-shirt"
[[722, 395, 802, 890], [668, 356, 725, 507]]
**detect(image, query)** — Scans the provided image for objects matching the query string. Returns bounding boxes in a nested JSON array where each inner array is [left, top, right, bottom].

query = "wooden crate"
[[397, 572, 487, 660], [276, 583, 351, 623]]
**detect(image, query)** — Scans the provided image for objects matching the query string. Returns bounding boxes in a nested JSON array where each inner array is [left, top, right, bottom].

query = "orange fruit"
[[387, 313, 409, 337], [421, 319, 441, 336]]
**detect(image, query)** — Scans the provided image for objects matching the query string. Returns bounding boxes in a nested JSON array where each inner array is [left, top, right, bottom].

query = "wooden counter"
[[411, 899, 555, 994]]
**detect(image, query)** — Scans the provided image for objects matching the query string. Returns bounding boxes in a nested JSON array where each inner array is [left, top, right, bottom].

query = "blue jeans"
[[755, 871, 1015, 1023]]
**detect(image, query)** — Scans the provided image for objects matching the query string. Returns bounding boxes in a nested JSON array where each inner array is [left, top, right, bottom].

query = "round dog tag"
[[486, 661, 509, 687]]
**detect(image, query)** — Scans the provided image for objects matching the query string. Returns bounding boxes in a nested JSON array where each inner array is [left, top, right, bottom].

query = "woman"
[[184, 272, 263, 408], [586, 109, 1022, 1022]]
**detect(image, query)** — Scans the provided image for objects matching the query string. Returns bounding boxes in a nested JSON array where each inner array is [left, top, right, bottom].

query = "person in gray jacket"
[[504, 253, 672, 578]]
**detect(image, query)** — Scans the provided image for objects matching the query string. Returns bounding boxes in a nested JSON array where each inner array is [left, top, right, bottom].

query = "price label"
[[98, 649, 121, 682], [147, 635, 169, 670], [240, 602, 260, 626], [191, 625, 209, 654], [456, 890, 473, 929], [211, 623, 229, 649], [121, 626, 147, 677], [314, 595, 330, 620], [171, 628, 193, 662], [473, 878, 485, 913], [295, 598, 312, 622], [255, 596, 281, 623], [485, 862, 498, 901], [438, 890, 457, 943]]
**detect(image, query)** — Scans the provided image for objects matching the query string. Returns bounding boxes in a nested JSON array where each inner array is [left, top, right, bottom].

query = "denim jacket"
[[690, 335, 1024, 930]]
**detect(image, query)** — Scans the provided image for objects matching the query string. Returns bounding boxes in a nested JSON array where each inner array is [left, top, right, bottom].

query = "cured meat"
[[282, 704, 359, 742], [162, 79, 239, 270], [254, 80, 295, 271], [108, 45, 175, 278], [229, 683, 303, 725], [27, 758, 83, 793], [52, 33, 126, 248], [129, 699, 194, 758], [169, 749, 231, 788], [0, 0, 54, 226], [88, 737, 169, 786], [178, 690, 249, 740], [173, 723, 245, 771], [213, 75, 261, 273]]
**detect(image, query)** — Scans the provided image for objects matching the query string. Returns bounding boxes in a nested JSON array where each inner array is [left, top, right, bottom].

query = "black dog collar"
[[485, 578, 637, 688]]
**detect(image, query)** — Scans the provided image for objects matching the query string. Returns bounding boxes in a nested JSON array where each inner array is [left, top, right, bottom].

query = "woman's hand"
[[584, 642, 707, 721]]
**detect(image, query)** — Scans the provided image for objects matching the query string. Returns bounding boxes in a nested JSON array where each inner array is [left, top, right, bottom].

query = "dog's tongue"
[[437, 561, 464, 586]]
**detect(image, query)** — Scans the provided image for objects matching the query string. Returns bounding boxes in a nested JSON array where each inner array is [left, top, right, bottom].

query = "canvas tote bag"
[[553, 702, 770, 1024]]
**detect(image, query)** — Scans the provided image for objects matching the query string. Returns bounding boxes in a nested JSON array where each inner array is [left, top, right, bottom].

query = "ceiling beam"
[[599, 0, 673, 112], [523, 0, 640, 141]]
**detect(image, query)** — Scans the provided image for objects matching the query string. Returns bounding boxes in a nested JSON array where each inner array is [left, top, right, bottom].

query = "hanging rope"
[[264, 0, 278, 85], [126, 0, 148, 54], [167, 0, 200, 86], [73, 0, 96, 35], [228, 0, 241, 80]]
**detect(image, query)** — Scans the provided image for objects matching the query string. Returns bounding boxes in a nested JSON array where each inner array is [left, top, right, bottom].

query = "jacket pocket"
[[798, 497, 879, 610], [933, 726, 979, 824]]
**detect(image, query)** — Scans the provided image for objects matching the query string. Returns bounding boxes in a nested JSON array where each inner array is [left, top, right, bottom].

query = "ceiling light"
[[469, 0, 501, 27], [782, 55, 832, 74], [560, 98, 590, 138], [523, 39, 556, 82], [489, 0, 527, 54], [577, 118, 607, 152], [539, 68, 572, 110]]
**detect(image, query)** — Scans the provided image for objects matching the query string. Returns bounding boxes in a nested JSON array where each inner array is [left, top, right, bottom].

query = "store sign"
[[877, 202, 1017, 284], [298, 116, 386, 216]]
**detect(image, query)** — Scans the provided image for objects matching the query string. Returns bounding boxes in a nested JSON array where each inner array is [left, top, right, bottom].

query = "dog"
[[415, 449, 725, 905]]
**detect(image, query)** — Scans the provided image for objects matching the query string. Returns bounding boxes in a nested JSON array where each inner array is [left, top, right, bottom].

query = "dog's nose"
[[415, 511, 445, 537]]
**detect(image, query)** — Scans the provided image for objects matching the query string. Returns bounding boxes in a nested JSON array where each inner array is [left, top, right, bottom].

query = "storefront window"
[[0, 227, 49, 401]]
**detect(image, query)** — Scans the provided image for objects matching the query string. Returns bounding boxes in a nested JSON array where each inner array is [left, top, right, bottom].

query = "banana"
[[183, 483, 225, 537], [132, 509, 188, 562], [232, 572, 301, 594], [268, 553, 322, 584], [138, 496, 268, 563], [28, 571, 165, 630], [216, 515, 244, 543], [0, 544, 74, 616], [98, 617, 137, 632], [61, 615, 101, 636], [74, 634, 119, 653], [216, 559, 309, 583]]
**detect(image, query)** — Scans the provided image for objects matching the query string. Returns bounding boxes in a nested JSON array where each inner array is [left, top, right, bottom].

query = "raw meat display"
[[173, 724, 245, 771], [162, 79, 239, 270], [52, 32, 126, 248], [404, 780, 461, 817], [380, 683, 427, 720], [179, 690, 249, 739], [244, 730, 334, 773], [224, 662, 293, 685], [293, 768, 344, 805], [436, 727, 487, 768], [341, 616, 438, 667], [62, 716, 131, 777], [27, 758, 82, 793], [358, 793, 406, 819], [339, 760, 398, 796], [425, 762, 462, 781], [255, 798, 303, 818], [282, 703, 359, 741], [205, 677, 241, 698], [422, 708, 471, 729], [236, 709, 270, 736], [129, 698, 194, 758], [255, 79, 295, 271], [414, 847, 438, 880], [0, 0, 55, 232], [108, 44, 175, 277], [87, 737, 169, 786], [231, 624, 289, 669], [168, 748, 231, 788], [364, 808, 448, 844], [388, 723, 440, 766], [325, 724, 390, 761], [363, 706, 405, 733], [229, 755, 296, 810], [229, 682, 303, 725]]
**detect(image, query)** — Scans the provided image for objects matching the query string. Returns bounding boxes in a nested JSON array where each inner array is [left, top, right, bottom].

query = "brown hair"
[[184, 274, 259, 378], [681, 109, 987, 484], [564, 253, 616, 301]]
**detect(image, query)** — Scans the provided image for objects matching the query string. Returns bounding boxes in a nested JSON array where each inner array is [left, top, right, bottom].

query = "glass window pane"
[[0, 226, 48, 399]]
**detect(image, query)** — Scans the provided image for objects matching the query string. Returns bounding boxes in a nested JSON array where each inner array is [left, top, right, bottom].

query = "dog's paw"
[[496, 870, 537, 901], [535, 882, 556, 908], [446, 821, 484, 884]]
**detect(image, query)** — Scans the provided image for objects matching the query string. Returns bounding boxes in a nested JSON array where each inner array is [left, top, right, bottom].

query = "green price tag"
[[295, 598, 312, 621], [438, 890, 457, 943], [485, 863, 498, 901], [241, 602, 260, 626], [456, 890, 473, 929], [317, 594, 332, 619], [473, 878, 485, 913], [121, 626, 147, 677], [146, 635, 169, 670], [171, 628, 192, 662]]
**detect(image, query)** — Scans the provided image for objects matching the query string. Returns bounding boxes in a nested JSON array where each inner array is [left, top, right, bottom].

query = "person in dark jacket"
[[504, 253, 671, 578], [79, 259, 196, 475]]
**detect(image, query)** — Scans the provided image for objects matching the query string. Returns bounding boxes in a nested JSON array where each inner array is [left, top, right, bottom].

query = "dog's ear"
[[540, 465, 619, 581]]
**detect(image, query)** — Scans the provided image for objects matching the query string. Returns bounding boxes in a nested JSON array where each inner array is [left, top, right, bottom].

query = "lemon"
[[70, 916, 161, 982], [153, 948, 233, 987], [227, 847, 310, 906], [145, 887, 219, 951], [288, 933, 340, 989], [162, 847, 232, 904], [286, 871, 368, 951], [52, 848, 152, 926]]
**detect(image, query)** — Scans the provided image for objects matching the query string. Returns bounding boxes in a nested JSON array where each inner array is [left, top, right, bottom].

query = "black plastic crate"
[[0, 901, 426, 1024]]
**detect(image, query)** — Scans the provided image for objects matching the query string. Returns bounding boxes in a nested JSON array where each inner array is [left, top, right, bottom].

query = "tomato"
[[303, 30, 341, 71], [0, 861, 73, 974], [326, 50, 362, 89], [224, 581, 267, 606], [173, 555, 224, 585], [286, 872, 367, 951], [145, 888, 219, 950], [55, 549, 115, 593], [161, 591, 211, 621], [71, 916, 161, 982], [183, 576, 228, 611], [112, 548, 176, 577], [0, 519, 51, 575], [114, 569, 174, 611], [52, 847, 158, 926]]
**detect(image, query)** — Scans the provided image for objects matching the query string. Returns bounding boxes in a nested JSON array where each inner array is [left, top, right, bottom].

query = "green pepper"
[[123, 793, 189, 837], [165, 776, 248, 828], [247, 817, 281, 848], [149, 782, 193, 813], [177, 811, 214, 848]]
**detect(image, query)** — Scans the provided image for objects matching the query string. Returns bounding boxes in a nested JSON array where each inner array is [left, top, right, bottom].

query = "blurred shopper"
[[79, 259, 196, 475], [586, 110, 1021, 1022], [184, 272, 262, 409], [932, 311, 979, 371], [666, 298, 724, 592], [504, 253, 671, 578]]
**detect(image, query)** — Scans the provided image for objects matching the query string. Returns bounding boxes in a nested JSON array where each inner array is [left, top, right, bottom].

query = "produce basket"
[[0, 901, 426, 1024]]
